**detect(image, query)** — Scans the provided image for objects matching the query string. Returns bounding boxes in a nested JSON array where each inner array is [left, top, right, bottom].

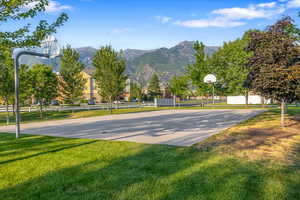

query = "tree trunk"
[[173, 95, 176, 108], [5, 99, 10, 125], [12, 103, 15, 116], [39, 101, 43, 119], [245, 90, 249, 107], [109, 97, 113, 114], [281, 100, 285, 127]]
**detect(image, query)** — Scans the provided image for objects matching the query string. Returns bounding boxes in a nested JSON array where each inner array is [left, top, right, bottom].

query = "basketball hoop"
[[40, 35, 61, 58], [204, 74, 217, 84], [204, 74, 217, 105], [13, 34, 61, 139]]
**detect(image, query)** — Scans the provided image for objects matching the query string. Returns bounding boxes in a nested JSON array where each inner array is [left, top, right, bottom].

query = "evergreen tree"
[[29, 64, 58, 118], [186, 41, 212, 99], [148, 74, 161, 99], [60, 46, 86, 104], [93, 45, 127, 113]]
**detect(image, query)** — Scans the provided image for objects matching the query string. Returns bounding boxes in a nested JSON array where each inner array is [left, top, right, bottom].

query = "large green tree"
[[0, 48, 14, 124], [148, 73, 161, 99], [169, 75, 189, 99], [0, 0, 68, 122], [246, 17, 300, 127], [29, 64, 58, 118], [186, 41, 212, 99], [60, 46, 86, 104], [210, 33, 252, 98], [93, 46, 127, 113]]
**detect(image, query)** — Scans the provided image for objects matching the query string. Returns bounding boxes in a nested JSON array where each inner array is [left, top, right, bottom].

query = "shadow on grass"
[[1, 136, 300, 199], [0, 140, 97, 165]]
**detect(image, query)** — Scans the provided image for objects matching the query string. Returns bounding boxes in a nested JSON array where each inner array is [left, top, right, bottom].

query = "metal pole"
[[212, 84, 215, 105], [14, 55, 20, 139], [13, 51, 50, 139]]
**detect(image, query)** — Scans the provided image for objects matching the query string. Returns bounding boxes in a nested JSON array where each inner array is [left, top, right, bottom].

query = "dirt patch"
[[197, 115, 300, 163]]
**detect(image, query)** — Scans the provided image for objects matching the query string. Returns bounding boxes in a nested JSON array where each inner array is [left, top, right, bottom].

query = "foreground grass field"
[[0, 105, 267, 126], [0, 108, 300, 199]]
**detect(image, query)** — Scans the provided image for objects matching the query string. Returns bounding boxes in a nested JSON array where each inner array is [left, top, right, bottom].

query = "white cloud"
[[45, 1, 72, 12], [213, 3, 285, 20], [176, 18, 245, 28], [158, 1, 299, 29], [257, 2, 277, 8], [173, 1, 287, 29], [24, 1, 72, 13], [287, 0, 300, 8], [155, 16, 172, 24]]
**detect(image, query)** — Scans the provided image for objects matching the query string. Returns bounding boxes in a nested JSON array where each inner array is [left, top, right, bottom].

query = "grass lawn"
[[0, 106, 267, 126], [0, 108, 300, 199]]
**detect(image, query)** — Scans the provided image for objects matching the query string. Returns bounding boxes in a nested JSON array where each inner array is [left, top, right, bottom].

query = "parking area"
[[1, 109, 265, 146]]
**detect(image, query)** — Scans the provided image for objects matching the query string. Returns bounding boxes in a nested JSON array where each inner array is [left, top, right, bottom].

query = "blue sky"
[[9, 0, 300, 49]]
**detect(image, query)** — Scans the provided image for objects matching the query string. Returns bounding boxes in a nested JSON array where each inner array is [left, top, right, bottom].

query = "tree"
[[210, 33, 253, 102], [148, 74, 161, 99], [19, 64, 32, 106], [93, 46, 127, 113], [28, 64, 58, 118], [169, 75, 189, 99], [246, 17, 300, 127], [131, 82, 143, 103], [0, 1, 68, 123], [186, 41, 212, 101], [60, 46, 86, 105], [0, 49, 14, 124], [0, 1, 68, 49]]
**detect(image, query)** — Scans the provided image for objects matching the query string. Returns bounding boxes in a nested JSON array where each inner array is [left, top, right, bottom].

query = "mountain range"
[[19, 41, 219, 84]]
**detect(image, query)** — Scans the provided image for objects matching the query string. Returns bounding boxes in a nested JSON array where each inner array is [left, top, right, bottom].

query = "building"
[[81, 68, 131, 103], [81, 69, 102, 103]]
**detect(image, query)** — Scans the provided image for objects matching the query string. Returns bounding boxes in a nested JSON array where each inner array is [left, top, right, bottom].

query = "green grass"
[[1, 108, 300, 199], [0, 106, 268, 126]]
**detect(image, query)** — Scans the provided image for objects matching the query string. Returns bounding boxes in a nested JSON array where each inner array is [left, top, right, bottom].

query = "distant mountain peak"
[[20, 41, 220, 84], [177, 40, 194, 46]]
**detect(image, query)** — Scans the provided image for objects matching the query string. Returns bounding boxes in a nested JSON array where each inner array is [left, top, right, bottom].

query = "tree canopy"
[[169, 75, 189, 98], [147, 74, 161, 99], [0, 0, 68, 48], [60, 46, 86, 104], [93, 45, 127, 112], [210, 32, 252, 96], [246, 17, 300, 126], [186, 41, 212, 97], [28, 64, 58, 117]]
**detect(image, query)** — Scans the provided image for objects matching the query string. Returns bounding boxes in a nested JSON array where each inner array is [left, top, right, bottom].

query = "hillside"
[[19, 41, 219, 84]]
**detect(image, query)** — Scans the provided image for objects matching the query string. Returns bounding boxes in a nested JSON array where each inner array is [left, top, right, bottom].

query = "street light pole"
[[212, 83, 215, 105], [13, 50, 49, 139]]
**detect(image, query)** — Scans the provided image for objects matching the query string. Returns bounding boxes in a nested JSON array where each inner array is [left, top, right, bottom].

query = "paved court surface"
[[1, 109, 265, 146]]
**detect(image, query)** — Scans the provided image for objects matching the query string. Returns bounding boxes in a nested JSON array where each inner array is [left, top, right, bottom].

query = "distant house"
[[81, 69, 102, 103], [81, 68, 132, 102]]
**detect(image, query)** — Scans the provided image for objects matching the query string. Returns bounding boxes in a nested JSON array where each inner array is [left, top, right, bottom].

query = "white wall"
[[227, 95, 271, 105], [154, 98, 174, 107]]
